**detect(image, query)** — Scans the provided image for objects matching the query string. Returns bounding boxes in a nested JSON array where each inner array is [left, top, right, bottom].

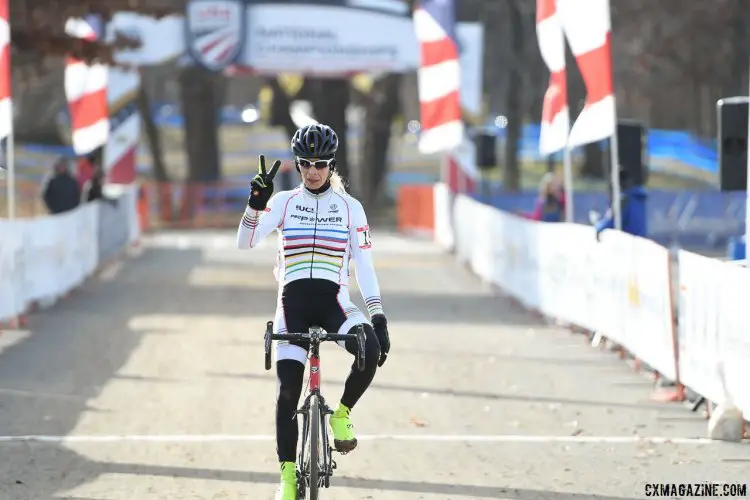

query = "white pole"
[[5, 131, 14, 220], [745, 57, 750, 261], [607, 0, 621, 232], [441, 151, 449, 186], [609, 100, 621, 231], [562, 142, 574, 223]]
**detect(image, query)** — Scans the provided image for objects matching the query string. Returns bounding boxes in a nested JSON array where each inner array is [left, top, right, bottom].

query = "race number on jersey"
[[356, 225, 372, 249]]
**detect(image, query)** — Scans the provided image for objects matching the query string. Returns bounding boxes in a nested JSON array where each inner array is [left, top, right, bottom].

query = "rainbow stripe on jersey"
[[282, 226, 349, 280]]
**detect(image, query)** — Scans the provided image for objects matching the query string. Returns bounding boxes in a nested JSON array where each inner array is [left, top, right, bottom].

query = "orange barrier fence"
[[5, 180, 437, 233], [396, 185, 435, 235]]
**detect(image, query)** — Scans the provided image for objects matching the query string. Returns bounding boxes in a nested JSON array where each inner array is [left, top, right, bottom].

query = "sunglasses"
[[297, 157, 335, 169]]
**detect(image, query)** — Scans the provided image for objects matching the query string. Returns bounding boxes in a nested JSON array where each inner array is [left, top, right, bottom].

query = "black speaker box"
[[474, 131, 496, 170], [616, 120, 648, 186], [717, 97, 749, 192]]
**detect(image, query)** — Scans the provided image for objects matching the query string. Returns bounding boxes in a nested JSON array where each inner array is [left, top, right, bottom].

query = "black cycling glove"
[[371, 314, 390, 367], [247, 154, 281, 211]]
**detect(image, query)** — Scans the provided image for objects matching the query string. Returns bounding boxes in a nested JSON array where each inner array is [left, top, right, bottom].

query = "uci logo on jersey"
[[296, 205, 315, 214]]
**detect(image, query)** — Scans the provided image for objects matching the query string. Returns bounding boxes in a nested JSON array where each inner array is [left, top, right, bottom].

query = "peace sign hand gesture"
[[247, 154, 282, 211], [251, 154, 281, 189]]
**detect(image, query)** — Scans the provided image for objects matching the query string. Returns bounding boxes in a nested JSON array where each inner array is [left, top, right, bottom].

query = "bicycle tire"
[[309, 394, 320, 500]]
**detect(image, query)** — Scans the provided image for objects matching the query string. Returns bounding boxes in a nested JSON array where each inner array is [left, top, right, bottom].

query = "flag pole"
[[609, 111, 621, 230], [606, 1, 620, 231], [6, 128, 14, 220], [2, 0, 13, 220], [562, 124, 574, 223]]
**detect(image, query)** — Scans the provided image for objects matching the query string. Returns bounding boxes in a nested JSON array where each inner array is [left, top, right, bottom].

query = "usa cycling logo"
[[185, 0, 246, 72]]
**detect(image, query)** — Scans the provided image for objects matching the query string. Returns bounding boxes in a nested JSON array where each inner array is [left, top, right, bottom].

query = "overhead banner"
[[111, 2, 483, 79]]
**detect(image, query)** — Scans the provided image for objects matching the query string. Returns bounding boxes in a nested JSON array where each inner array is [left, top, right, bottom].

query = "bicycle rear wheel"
[[308, 394, 320, 500]]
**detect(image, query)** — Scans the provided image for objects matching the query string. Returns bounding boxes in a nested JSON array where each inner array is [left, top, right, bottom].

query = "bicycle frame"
[[309, 340, 322, 393]]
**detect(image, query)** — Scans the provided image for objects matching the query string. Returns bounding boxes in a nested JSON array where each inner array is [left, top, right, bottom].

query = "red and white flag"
[[64, 16, 109, 155], [413, 0, 463, 154], [0, 0, 11, 141], [557, 0, 615, 147], [536, 0, 569, 155]]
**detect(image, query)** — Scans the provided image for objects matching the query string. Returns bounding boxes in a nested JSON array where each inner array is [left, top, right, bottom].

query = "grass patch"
[[476, 161, 713, 192], [152, 124, 713, 192]]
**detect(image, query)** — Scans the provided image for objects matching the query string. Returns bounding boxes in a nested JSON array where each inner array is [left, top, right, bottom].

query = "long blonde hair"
[[329, 171, 348, 194]]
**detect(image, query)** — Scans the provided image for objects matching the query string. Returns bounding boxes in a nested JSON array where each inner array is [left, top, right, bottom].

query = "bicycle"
[[264, 320, 366, 500]]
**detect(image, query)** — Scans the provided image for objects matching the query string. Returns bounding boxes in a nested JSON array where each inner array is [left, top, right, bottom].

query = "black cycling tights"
[[275, 323, 380, 463]]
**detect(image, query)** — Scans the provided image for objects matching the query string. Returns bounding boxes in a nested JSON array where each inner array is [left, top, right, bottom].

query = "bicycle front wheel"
[[308, 394, 320, 500]]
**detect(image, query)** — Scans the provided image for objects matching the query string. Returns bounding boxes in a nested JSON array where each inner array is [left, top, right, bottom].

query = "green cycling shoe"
[[274, 461, 297, 500], [329, 402, 357, 453]]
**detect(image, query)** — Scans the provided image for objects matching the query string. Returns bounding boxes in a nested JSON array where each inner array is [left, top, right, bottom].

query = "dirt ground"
[[0, 229, 747, 500]]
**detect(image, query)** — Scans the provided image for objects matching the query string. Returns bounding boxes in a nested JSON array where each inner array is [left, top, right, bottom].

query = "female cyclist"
[[236, 123, 391, 500]]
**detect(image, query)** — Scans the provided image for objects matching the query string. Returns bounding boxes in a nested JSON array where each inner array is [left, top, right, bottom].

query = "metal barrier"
[[2, 180, 257, 229], [142, 181, 250, 229]]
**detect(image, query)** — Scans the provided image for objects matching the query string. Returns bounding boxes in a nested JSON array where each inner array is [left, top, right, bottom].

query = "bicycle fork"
[[296, 391, 337, 490], [296, 350, 338, 493]]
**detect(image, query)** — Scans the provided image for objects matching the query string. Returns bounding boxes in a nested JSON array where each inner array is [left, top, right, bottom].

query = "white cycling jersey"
[[236, 184, 384, 318]]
